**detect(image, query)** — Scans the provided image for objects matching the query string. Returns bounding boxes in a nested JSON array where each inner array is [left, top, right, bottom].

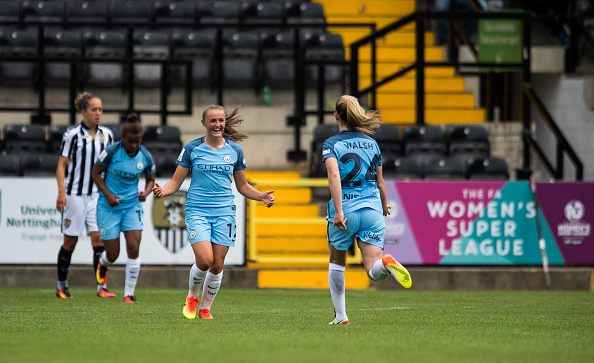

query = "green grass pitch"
[[1, 287, 593, 363]]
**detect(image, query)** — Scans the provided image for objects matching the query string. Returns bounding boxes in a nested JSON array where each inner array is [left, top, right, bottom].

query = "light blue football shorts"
[[96, 203, 144, 240], [185, 214, 236, 247], [327, 208, 385, 251]]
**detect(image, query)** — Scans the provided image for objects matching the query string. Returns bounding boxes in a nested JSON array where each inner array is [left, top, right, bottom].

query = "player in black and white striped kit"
[[55, 92, 116, 298]]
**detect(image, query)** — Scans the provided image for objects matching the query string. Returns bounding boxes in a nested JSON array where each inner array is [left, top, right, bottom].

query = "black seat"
[[403, 125, 447, 163], [310, 123, 339, 177], [259, 31, 295, 86], [170, 29, 216, 85], [20, 152, 60, 177], [43, 29, 82, 86], [152, 0, 195, 26], [82, 29, 126, 87], [133, 30, 170, 87], [64, 0, 109, 26], [466, 157, 509, 180], [240, 2, 283, 30], [371, 124, 402, 161], [222, 30, 259, 86], [102, 123, 121, 142], [21, 0, 64, 25], [0, 28, 38, 86], [382, 157, 421, 180], [284, 1, 326, 33], [2, 124, 47, 154], [303, 32, 345, 84], [154, 151, 180, 178], [447, 125, 490, 161], [48, 124, 68, 154], [0, 154, 21, 176], [196, 1, 240, 28], [142, 125, 183, 154], [109, 0, 151, 26], [0, 1, 20, 24], [422, 157, 466, 180]]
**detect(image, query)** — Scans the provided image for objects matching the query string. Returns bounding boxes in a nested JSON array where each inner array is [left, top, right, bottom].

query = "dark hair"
[[121, 113, 143, 138], [201, 104, 248, 142], [335, 95, 381, 135], [74, 92, 100, 113]]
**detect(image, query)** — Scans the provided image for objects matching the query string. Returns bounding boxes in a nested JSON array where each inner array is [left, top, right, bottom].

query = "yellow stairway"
[[245, 171, 369, 289], [317, 0, 485, 125]]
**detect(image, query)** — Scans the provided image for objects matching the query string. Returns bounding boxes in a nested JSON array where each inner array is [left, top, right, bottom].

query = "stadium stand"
[[240, 1, 284, 31], [446, 125, 490, 161], [102, 123, 122, 141], [64, 0, 109, 26], [142, 125, 183, 154], [21, 0, 64, 25], [1, 124, 47, 154], [303, 31, 345, 84], [422, 156, 466, 180], [259, 30, 295, 86], [466, 156, 510, 180], [154, 151, 180, 178], [42, 28, 82, 86], [0, 28, 37, 86], [284, 1, 326, 32], [309, 123, 339, 177], [0, 154, 21, 176], [382, 157, 421, 180], [170, 29, 216, 85], [196, 0, 240, 28], [108, 0, 152, 26], [403, 124, 447, 163], [132, 29, 170, 87], [48, 124, 68, 154], [221, 30, 259, 86], [0, 1, 20, 25], [81, 29, 127, 87], [20, 152, 59, 177], [152, 0, 195, 26], [370, 124, 402, 162]]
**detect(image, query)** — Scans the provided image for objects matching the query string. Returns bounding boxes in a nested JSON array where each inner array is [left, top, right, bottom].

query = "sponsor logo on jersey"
[[152, 190, 190, 254]]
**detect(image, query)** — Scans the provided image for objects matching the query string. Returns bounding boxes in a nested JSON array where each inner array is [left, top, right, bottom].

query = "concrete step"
[[250, 204, 320, 219], [249, 187, 312, 204], [331, 29, 435, 46], [256, 237, 328, 253], [380, 108, 486, 124], [327, 16, 416, 30], [361, 77, 465, 92], [358, 63, 456, 78], [348, 46, 444, 62]]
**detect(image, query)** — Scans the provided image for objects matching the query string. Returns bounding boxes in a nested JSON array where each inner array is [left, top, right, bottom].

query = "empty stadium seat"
[[152, 0, 195, 25], [102, 123, 121, 141], [2, 124, 47, 154], [422, 157, 466, 180], [21, 0, 64, 25], [20, 152, 59, 177], [43, 28, 82, 86], [382, 157, 421, 180], [403, 125, 447, 163], [259, 31, 295, 86], [142, 125, 182, 153], [133, 30, 170, 87], [0, 28, 37, 86], [221, 30, 259, 85], [465, 157, 509, 180], [109, 0, 151, 26], [48, 124, 68, 154], [170, 29, 216, 85], [284, 1, 326, 33], [303, 32, 345, 84], [310, 123, 339, 177], [82, 29, 126, 87], [0, 154, 21, 176], [447, 125, 490, 160], [64, 0, 109, 26], [196, 1, 240, 28], [240, 2, 283, 30], [371, 124, 402, 161], [154, 151, 180, 178], [0, 1, 20, 24]]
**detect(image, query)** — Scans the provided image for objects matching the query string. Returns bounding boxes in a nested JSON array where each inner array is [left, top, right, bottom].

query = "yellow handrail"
[[248, 178, 363, 264]]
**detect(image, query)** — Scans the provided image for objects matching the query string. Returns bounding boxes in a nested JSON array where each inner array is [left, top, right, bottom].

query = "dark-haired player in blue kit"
[[323, 95, 412, 325], [91, 113, 155, 304], [153, 104, 275, 320]]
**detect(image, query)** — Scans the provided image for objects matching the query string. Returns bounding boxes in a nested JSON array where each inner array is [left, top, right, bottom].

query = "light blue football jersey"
[[97, 141, 156, 210], [177, 137, 246, 217], [322, 130, 383, 218]]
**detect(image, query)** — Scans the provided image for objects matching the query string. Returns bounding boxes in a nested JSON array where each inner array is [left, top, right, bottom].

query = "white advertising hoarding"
[[0, 177, 246, 265]]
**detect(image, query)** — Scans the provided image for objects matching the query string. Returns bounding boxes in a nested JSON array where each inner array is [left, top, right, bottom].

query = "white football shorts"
[[61, 194, 99, 236]]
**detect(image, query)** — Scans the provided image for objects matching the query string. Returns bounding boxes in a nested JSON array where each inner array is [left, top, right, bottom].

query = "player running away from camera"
[[55, 92, 116, 299], [152, 104, 275, 320], [91, 113, 155, 304], [323, 95, 412, 325]]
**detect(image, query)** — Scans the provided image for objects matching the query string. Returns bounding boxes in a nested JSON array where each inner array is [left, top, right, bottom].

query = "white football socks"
[[368, 258, 389, 281], [124, 257, 141, 298], [188, 264, 208, 298], [328, 263, 347, 321], [200, 270, 223, 311]]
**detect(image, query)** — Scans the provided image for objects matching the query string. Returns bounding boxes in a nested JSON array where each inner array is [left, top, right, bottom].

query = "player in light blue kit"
[[91, 113, 156, 304], [323, 95, 412, 325], [153, 104, 275, 320]]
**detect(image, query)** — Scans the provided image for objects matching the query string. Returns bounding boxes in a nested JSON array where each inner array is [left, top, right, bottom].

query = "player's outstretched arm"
[[233, 169, 275, 208], [152, 165, 189, 198]]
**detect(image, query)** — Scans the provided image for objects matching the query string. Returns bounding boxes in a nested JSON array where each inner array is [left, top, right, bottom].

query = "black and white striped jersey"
[[60, 122, 115, 196]]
